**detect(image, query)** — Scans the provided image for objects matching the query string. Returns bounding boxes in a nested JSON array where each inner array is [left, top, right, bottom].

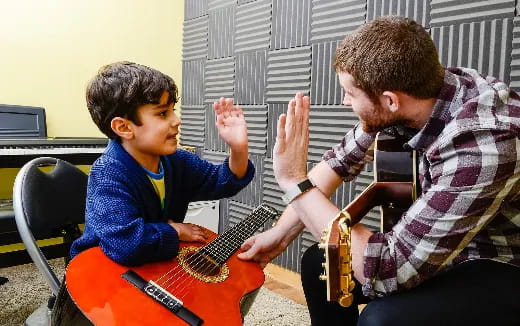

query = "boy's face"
[[129, 91, 181, 158]]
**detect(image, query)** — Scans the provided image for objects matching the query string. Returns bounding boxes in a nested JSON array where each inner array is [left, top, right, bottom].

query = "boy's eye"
[[159, 110, 168, 116]]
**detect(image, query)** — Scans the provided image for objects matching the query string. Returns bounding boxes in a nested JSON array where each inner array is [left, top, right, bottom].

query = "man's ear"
[[110, 117, 134, 140], [381, 91, 400, 113]]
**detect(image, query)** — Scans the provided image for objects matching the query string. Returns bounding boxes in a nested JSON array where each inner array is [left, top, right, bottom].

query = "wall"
[[181, 0, 520, 273], [0, 0, 184, 137], [0, 0, 184, 198]]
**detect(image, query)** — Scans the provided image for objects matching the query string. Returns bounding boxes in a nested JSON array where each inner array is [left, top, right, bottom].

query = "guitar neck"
[[199, 204, 279, 264]]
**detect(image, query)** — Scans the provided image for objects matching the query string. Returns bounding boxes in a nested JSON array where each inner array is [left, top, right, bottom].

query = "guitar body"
[[66, 228, 264, 326], [374, 131, 418, 232]]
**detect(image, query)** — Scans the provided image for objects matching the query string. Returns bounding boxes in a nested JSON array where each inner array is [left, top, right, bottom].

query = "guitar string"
[[169, 213, 267, 300], [154, 207, 274, 300], [164, 208, 274, 299], [136, 137, 409, 303], [160, 209, 271, 300], [163, 208, 268, 296], [154, 207, 266, 287]]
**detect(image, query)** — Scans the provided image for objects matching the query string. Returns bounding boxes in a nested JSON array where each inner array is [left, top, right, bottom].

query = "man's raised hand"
[[273, 92, 311, 192]]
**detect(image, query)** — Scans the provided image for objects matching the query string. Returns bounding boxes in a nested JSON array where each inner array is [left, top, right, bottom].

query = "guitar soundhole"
[[185, 252, 220, 277], [178, 246, 229, 283]]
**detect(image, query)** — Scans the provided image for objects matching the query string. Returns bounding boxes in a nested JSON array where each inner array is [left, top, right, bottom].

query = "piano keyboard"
[[0, 137, 108, 148], [0, 199, 12, 210], [0, 147, 105, 155], [0, 137, 108, 168]]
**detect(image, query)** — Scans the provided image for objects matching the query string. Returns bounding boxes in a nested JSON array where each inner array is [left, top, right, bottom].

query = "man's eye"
[[159, 110, 168, 116]]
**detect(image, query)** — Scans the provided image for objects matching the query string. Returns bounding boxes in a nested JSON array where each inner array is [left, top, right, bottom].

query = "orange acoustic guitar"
[[66, 204, 279, 326]]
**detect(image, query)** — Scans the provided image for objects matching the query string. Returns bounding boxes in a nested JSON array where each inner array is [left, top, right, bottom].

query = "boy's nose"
[[172, 113, 181, 126]]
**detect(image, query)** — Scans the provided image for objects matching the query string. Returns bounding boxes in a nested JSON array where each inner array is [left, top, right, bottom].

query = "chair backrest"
[[13, 157, 87, 295]]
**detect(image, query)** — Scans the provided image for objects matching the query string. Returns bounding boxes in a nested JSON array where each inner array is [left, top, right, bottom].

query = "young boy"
[[70, 61, 254, 266]]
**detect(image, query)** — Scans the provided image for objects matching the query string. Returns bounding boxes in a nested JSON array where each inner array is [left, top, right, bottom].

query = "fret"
[[199, 204, 279, 264]]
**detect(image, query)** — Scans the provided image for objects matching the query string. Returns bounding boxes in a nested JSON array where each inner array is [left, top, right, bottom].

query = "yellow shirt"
[[143, 162, 165, 210]]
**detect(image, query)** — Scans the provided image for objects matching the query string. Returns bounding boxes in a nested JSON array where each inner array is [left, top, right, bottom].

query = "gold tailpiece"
[[337, 214, 355, 307]]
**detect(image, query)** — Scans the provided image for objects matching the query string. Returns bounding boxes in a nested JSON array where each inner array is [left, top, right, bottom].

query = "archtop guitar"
[[319, 132, 419, 306]]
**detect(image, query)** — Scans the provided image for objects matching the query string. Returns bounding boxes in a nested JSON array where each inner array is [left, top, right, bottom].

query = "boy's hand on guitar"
[[237, 228, 289, 268], [169, 221, 208, 242], [213, 97, 248, 153]]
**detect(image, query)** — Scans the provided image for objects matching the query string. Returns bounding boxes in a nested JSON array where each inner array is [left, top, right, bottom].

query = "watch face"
[[282, 178, 315, 204], [298, 179, 314, 191]]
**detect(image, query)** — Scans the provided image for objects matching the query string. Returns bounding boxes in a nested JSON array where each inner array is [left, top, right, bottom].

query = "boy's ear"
[[381, 91, 400, 113], [110, 117, 134, 140]]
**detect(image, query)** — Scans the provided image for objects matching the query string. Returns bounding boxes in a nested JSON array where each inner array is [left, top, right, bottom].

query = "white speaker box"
[[185, 200, 220, 234]]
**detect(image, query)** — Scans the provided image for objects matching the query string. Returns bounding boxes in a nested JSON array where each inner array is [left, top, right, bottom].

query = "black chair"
[[13, 157, 87, 326]]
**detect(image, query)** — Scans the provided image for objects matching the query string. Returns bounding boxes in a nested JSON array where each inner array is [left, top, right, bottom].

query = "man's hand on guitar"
[[169, 221, 208, 242], [237, 228, 289, 268]]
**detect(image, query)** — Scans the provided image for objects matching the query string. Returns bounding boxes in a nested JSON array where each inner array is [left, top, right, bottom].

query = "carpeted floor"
[[0, 259, 310, 326]]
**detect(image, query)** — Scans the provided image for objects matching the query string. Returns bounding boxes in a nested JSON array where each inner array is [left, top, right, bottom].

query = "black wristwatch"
[[281, 178, 316, 204]]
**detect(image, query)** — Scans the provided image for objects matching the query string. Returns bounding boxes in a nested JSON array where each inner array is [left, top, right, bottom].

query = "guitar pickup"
[[122, 270, 203, 326]]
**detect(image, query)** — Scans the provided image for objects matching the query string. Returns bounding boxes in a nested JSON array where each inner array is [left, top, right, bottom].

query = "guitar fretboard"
[[199, 204, 279, 265]]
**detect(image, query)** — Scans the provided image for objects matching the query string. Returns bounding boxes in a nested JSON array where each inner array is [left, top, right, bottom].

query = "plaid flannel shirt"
[[323, 67, 520, 298]]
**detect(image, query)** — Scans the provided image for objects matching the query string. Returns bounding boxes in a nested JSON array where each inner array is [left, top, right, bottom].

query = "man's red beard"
[[358, 103, 408, 133]]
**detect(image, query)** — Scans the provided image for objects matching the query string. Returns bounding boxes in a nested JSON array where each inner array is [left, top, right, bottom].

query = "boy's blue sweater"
[[70, 140, 254, 266]]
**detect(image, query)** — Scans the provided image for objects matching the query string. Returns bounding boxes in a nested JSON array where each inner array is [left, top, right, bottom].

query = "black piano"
[[0, 104, 108, 268]]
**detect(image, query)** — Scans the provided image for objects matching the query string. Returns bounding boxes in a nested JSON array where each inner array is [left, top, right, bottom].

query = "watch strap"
[[281, 178, 316, 204]]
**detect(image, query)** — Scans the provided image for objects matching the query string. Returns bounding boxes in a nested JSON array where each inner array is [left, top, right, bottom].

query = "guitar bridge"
[[122, 270, 203, 326]]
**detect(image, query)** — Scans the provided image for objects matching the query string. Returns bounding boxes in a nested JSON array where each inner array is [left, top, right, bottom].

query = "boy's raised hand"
[[213, 97, 248, 152]]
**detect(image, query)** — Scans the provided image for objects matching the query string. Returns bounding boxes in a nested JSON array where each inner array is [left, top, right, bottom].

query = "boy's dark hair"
[[334, 16, 444, 102], [86, 61, 179, 140]]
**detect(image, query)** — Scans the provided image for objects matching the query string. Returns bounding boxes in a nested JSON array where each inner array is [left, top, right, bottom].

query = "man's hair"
[[334, 16, 444, 102], [86, 61, 178, 140]]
